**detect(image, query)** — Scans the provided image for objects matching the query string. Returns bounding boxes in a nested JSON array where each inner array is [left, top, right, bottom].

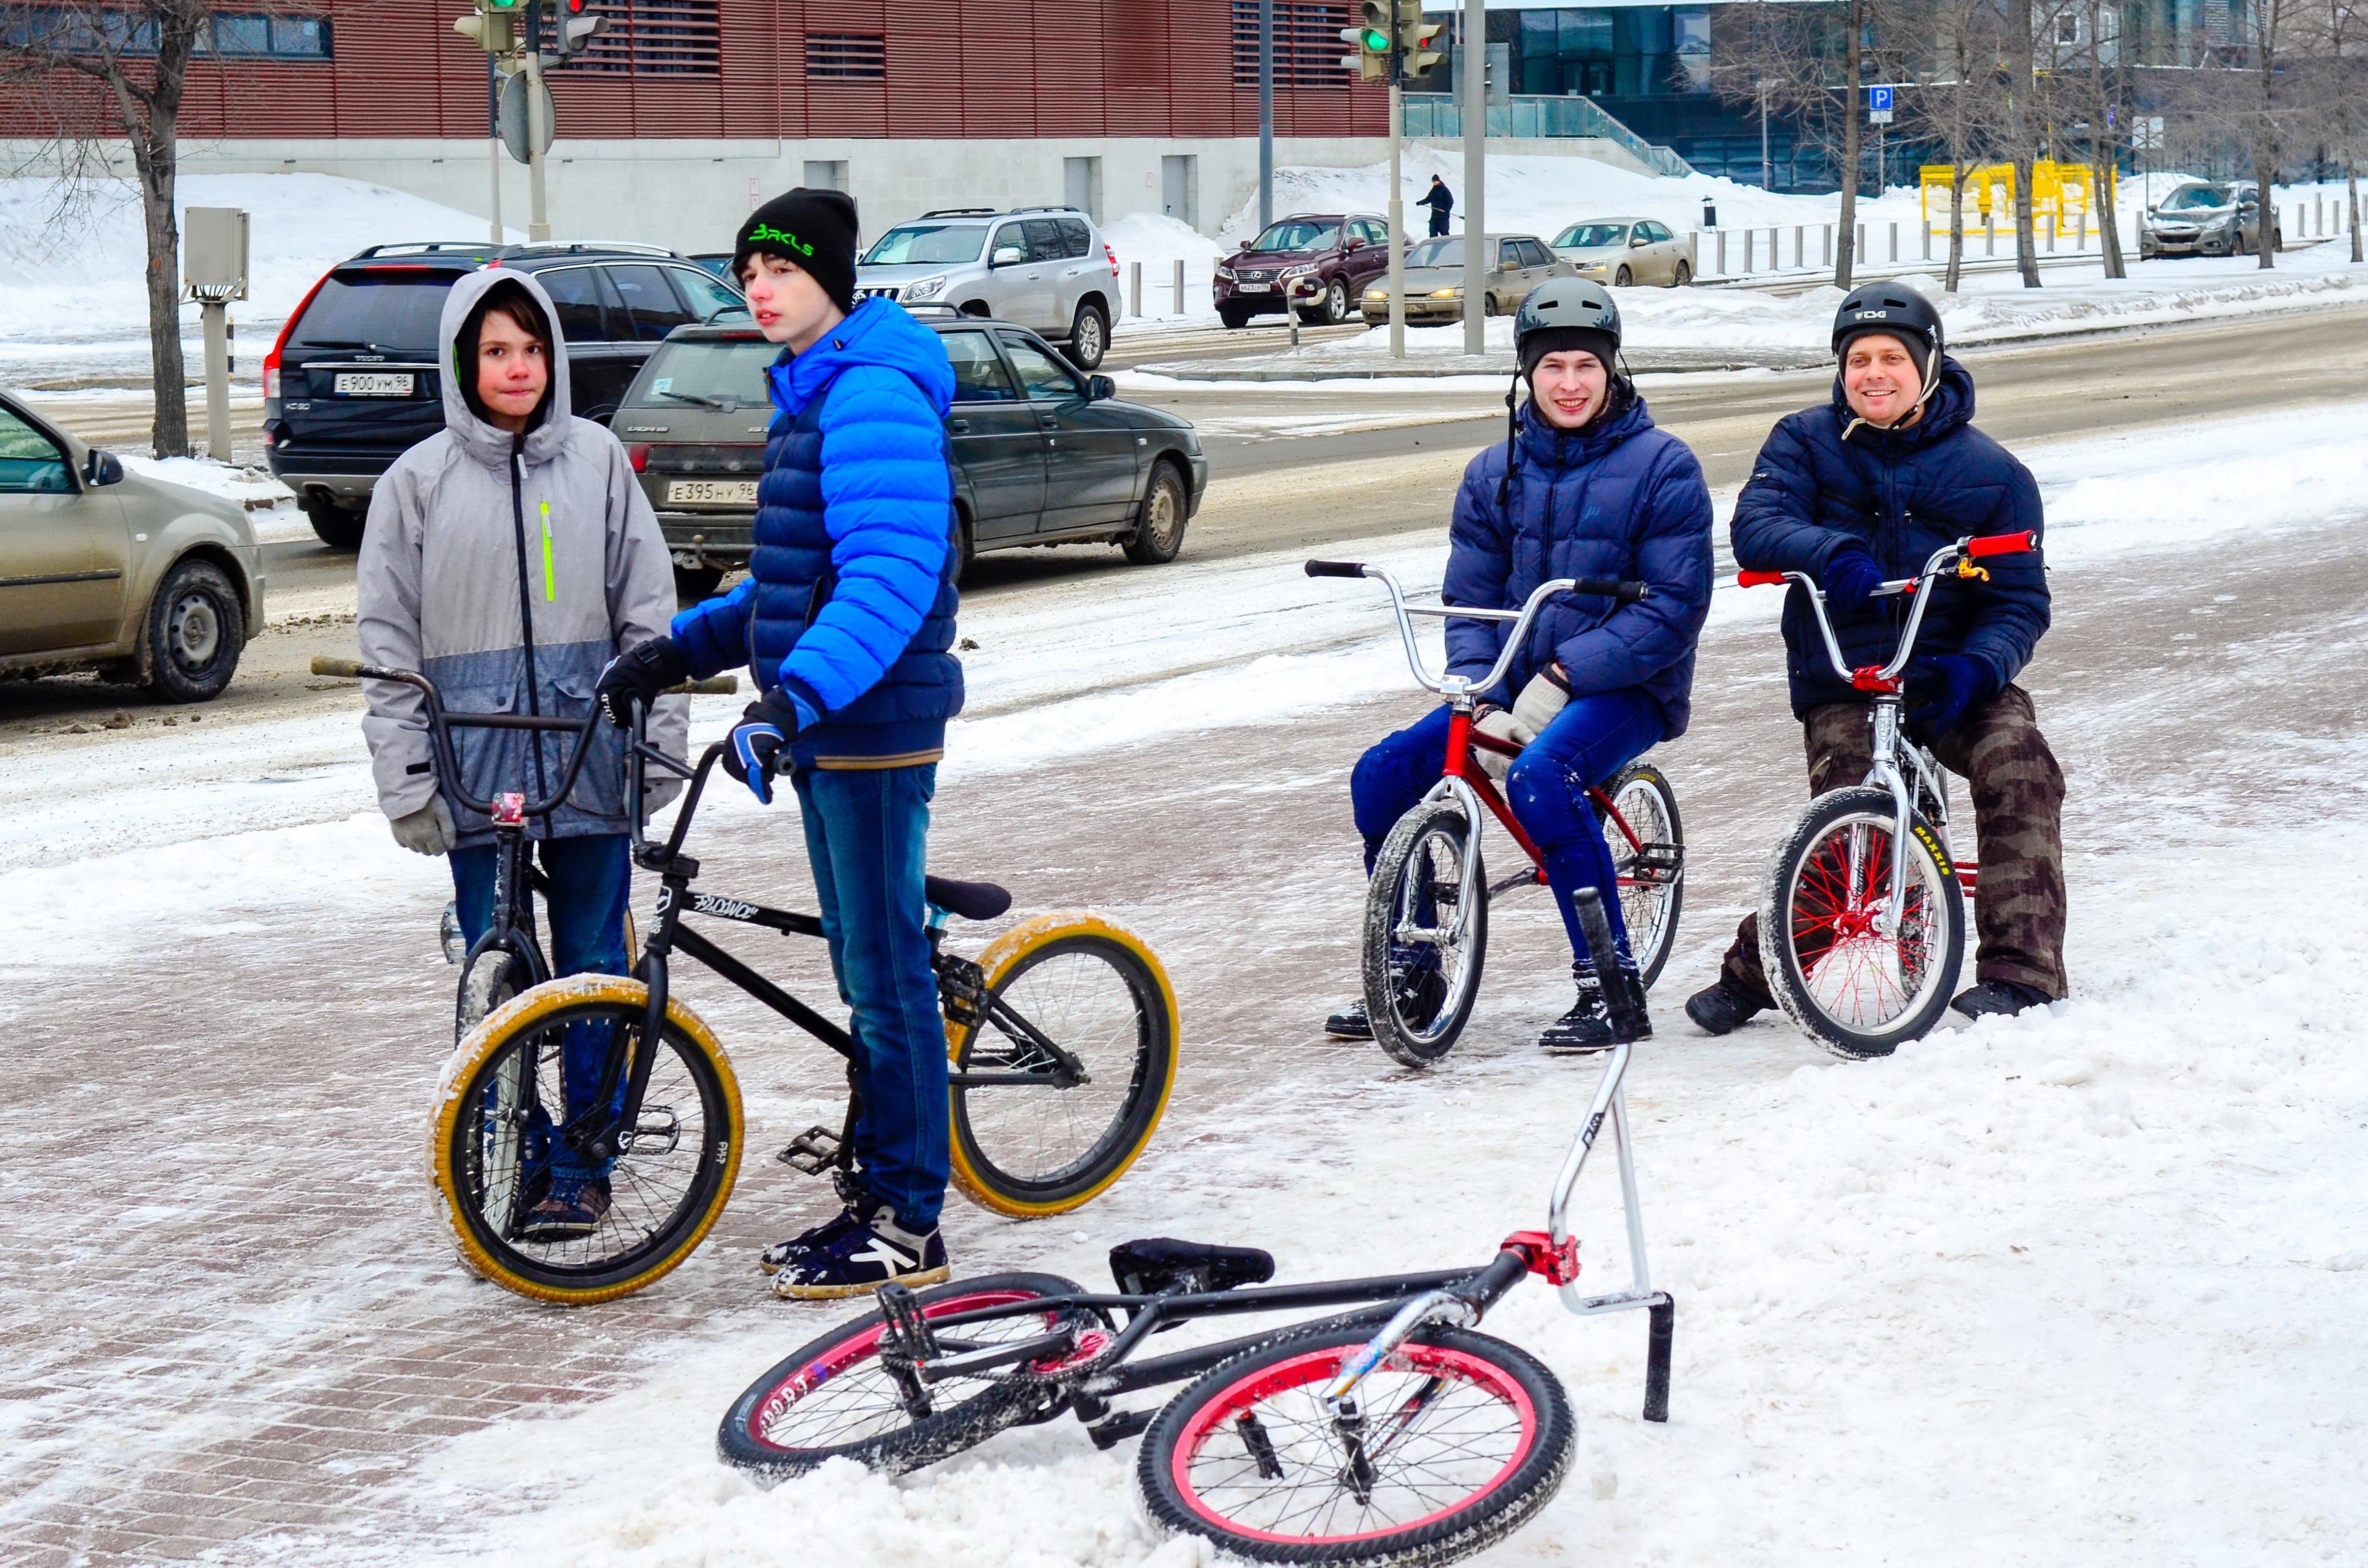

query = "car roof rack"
[[505, 240, 681, 258], [347, 242, 500, 260], [901, 302, 962, 319], [919, 208, 999, 218], [1005, 204, 1085, 216]]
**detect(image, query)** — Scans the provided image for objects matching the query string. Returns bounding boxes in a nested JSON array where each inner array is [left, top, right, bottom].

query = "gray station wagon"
[[614, 310, 1205, 595]]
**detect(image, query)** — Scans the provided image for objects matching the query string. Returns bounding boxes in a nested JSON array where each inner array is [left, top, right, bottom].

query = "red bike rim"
[[742, 1289, 1043, 1450], [1168, 1341, 1538, 1546], [1788, 821, 1936, 1023]]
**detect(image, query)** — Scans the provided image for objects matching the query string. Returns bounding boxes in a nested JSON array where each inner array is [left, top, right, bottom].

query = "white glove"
[[390, 796, 457, 857], [1509, 667, 1571, 741], [1472, 707, 1524, 781]]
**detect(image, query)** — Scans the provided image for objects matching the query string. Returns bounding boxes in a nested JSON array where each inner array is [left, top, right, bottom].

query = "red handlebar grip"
[[1966, 531, 2036, 558], [1735, 570, 1789, 587]]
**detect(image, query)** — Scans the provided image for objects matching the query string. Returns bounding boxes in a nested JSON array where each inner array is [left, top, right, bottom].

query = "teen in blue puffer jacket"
[[1329, 280, 1713, 1054], [597, 189, 962, 1299]]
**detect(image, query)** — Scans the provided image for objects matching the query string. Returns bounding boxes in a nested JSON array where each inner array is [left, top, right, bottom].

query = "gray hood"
[[438, 267, 576, 469]]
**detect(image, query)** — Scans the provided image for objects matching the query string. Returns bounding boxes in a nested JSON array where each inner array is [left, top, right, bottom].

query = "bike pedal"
[[777, 1124, 843, 1175], [1085, 1408, 1155, 1450], [1631, 842, 1686, 886]]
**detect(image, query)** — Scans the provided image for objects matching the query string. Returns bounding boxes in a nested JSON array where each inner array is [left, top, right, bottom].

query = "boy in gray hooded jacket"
[[357, 268, 686, 1238]]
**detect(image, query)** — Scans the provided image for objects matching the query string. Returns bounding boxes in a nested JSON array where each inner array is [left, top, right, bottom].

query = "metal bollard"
[[1923, 221, 1932, 261], [1794, 224, 1804, 267], [1172, 258, 1185, 318], [2046, 219, 2057, 253], [1130, 261, 1142, 319], [1822, 224, 1832, 266], [1856, 223, 1866, 262], [1985, 216, 1996, 256], [1743, 228, 1755, 272], [2076, 209, 2087, 249], [1716, 229, 1728, 275], [1769, 227, 1780, 270], [1888, 221, 1897, 263]]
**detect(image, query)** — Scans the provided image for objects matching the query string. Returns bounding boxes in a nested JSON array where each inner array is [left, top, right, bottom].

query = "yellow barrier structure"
[[1920, 161, 2115, 237]]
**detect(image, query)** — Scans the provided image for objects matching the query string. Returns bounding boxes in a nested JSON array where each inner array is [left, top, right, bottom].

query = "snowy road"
[[6, 400, 2368, 1565]]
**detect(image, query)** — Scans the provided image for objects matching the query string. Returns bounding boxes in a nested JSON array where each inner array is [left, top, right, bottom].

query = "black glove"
[[1819, 547, 1884, 613], [721, 688, 802, 805], [594, 637, 691, 728], [1906, 654, 1990, 741]]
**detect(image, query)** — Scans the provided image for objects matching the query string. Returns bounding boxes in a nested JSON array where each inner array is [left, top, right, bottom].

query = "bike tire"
[[1362, 799, 1488, 1070], [1601, 761, 1685, 991], [716, 1271, 1097, 1482], [428, 978, 744, 1305], [946, 913, 1179, 1218], [455, 941, 538, 1045], [1759, 786, 1965, 1059], [1138, 1320, 1574, 1568]]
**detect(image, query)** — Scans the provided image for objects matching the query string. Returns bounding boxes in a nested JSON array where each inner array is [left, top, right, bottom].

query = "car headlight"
[[1216, 266, 1236, 280], [1365, 288, 1387, 300], [1281, 263, 1318, 278], [902, 274, 947, 301], [1430, 287, 1462, 299]]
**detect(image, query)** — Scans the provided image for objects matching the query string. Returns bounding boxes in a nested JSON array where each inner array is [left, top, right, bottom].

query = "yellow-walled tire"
[[428, 975, 744, 1306], [945, 912, 1179, 1218]]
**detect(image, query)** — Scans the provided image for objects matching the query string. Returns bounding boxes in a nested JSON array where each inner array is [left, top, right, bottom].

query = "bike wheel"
[[1362, 800, 1488, 1069], [946, 913, 1179, 1217], [1600, 761, 1684, 990], [1759, 786, 1965, 1059], [455, 941, 537, 1045], [717, 1271, 1098, 1481], [1139, 1322, 1574, 1568], [429, 978, 744, 1305]]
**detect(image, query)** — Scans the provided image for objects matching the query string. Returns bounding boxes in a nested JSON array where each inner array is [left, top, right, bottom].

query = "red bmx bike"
[[1305, 560, 1686, 1069]]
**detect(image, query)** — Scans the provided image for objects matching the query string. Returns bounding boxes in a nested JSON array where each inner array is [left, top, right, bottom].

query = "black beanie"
[[1518, 325, 1619, 380], [734, 188, 860, 312], [1836, 324, 1930, 386]]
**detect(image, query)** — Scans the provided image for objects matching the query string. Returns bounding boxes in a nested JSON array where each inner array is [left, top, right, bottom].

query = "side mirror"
[[990, 245, 1027, 267], [85, 449, 124, 486], [1631, 234, 1650, 247], [1086, 374, 1115, 401], [1345, 236, 1366, 251]]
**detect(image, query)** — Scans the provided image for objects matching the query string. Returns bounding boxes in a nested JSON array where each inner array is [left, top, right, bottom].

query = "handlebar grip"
[[666, 676, 740, 696], [309, 656, 364, 678], [1568, 577, 1652, 603], [1966, 530, 2037, 558], [1735, 570, 1789, 588], [1304, 559, 1367, 579]]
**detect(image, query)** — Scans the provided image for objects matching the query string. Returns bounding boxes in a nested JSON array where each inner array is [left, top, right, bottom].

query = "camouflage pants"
[[1722, 685, 2068, 1002]]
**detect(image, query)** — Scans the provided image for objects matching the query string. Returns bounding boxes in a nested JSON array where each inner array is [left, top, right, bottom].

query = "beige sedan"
[[0, 390, 264, 701], [1549, 217, 1695, 288], [1361, 233, 1574, 325]]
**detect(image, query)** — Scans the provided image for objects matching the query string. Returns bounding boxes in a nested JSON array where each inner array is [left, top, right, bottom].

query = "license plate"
[[1238, 281, 1273, 293], [668, 479, 758, 506], [332, 372, 414, 396]]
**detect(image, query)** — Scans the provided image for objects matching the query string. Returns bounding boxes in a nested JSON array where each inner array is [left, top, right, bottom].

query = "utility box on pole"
[[182, 207, 248, 462]]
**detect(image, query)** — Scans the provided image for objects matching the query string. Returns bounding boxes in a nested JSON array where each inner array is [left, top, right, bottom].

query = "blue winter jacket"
[[1731, 356, 2049, 718], [1444, 389, 1714, 737], [672, 298, 960, 767]]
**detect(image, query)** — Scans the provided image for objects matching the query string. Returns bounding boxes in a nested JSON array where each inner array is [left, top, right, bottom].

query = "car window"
[[628, 336, 775, 409], [288, 271, 453, 355], [1022, 219, 1067, 263], [537, 266, 614, 343], [1405, 237, 1468, 268], [862, 224, 990, 265], [1509, 239, 1541, 267], [670, 266, 746, 323], [1248, 219, 1342, 253], [942, 330, 1017, 402], [2160, 185, 2231, 211], [988, 223, 1029, 262], [1554, 224, 1628, 249], [1054, 217, 1092, 259], [607, 265, 696, 341], [1646, 222, 1674, 243], [1000, 334, 1081, 401], [0, 405, 72, 494]]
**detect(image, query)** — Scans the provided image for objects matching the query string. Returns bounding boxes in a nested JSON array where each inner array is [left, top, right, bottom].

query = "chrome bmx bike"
[[1736, 528, 2037, 1057], [1304, 560, 1686, 1068]]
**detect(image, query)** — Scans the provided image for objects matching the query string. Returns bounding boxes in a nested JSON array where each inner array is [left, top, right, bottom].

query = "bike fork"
[[1865, 701, 1914, 939]]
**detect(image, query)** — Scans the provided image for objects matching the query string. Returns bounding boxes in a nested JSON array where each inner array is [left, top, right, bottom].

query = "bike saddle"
[[1110, 1238, 1278, 1297], [925, 875, 1012, 922]]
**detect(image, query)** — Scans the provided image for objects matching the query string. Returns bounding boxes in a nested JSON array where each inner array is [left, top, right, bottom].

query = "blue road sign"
[[1869, 85, 1894, 113]]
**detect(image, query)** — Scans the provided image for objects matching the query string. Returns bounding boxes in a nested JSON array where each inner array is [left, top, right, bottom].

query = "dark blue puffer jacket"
[[1731, 356, 2049, 718], [672, 298, 959, 766], [1444, 389, 1714, 737]]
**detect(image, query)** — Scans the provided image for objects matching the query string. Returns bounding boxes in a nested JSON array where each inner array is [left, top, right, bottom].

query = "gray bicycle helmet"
[[1514, 277, 1622, 377]]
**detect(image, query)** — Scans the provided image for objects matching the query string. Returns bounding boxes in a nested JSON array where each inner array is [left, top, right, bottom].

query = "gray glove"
[[390, 796, 457, 857], [1509, 666, 1571, 742], [1472, 706, 1523, 781]]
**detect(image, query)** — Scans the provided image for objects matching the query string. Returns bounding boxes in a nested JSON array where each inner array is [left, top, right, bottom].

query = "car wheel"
[[1218, 304, 1252, 331], [1480, 293, 1497, 318], [1615, 264, 1633, 287], [674, 564, 725, 602], [142, 557, 244, 703], [1121, 461, 1188, 566], [303, 493, 365, 550], [1671, 259, 1692, 288], [1064, 301, 1109, 370], [953, 511, 977, 584]]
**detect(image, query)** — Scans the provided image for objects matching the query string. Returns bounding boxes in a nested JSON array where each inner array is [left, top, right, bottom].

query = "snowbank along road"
[[5, 371, 2367, 1560]]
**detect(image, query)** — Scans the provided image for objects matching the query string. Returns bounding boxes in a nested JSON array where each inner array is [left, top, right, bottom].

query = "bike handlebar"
[[1966, 529, 2037, 557], [1303, 559, 1367, 579], [1729, 531, 2038, 685], [1306, 562, 1652, 701]]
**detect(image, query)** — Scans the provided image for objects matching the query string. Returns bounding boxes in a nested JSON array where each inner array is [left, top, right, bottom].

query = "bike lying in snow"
[[715, 889, 1673, 1568]]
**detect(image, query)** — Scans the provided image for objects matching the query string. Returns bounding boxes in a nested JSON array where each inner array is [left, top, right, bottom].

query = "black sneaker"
[[1685, 977, 1769, 1037], [757, 1205, 867, 1275], [1949, 979, 2053, 1020], [770, 1201, 950, 1301], [1324, 999, 1373, 1039], [518, 1175, 611, 1241], [1538, 966, 1650, 1055]]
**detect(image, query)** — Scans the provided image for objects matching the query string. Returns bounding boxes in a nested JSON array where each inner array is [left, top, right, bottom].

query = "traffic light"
[[1337, 0, 1391, 83], [555, 0, 606, 58], [1396, 0, 1444, 81], [454, 0, 525, 54]]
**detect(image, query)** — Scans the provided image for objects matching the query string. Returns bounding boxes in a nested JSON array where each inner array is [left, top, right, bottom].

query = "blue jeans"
[[450, 832, 630, 1183], [1351, 693, 1664, 970], [792, 764, 950, 1233]]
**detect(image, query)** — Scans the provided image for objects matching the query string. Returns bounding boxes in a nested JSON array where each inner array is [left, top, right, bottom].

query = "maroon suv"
[[1213, 213, 1396, 328]]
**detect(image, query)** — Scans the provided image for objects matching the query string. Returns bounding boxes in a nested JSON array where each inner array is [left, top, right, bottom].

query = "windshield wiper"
[[654, 390, 732, 410]]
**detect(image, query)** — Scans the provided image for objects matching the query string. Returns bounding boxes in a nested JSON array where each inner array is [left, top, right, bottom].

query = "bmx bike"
[[716, 888, 1673, 1568], [1736, 528, 2037, 1057], [1304, 560, 1686, 1068]]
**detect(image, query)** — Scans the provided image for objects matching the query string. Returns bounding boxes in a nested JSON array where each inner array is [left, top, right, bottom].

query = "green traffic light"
[[1359, 25, 1389, 49]]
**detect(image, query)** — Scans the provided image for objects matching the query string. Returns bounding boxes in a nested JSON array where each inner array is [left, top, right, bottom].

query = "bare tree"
[[2249, 0, 2297, 268], [1892, 0, 2013, 290], [2, 0, 214, 457], [1711, 0, 1874, 286], [2002, 0, 2044, 286], [2081, 0, 2129, 277]]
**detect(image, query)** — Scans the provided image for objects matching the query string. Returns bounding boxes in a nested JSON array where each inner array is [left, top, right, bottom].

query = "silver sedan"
[[1549, 217, 1694, 288]]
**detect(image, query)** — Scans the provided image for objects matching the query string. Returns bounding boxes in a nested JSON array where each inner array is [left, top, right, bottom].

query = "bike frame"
[[1737, 530, 2035, 931]]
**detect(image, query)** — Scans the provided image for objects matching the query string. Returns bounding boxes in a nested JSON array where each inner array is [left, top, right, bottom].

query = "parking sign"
[[1868, 84, 1894, 124]]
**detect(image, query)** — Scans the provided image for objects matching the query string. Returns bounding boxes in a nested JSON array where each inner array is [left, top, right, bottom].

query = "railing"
[[1401, 95, 1695, 179]]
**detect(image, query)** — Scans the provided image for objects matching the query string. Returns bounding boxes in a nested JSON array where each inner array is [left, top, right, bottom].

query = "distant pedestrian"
[[1419, 175, 1454, 237]]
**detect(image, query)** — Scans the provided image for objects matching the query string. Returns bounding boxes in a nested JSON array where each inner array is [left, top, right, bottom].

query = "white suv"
[[856, 207, 1121, 369]]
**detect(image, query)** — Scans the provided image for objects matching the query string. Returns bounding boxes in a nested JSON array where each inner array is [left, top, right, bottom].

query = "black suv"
[[614, 309, 1205, 597], [263, 241, 747, 548]]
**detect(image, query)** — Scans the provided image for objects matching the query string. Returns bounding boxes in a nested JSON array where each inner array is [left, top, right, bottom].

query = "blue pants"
[[450, 832, 631, 1183], [1351, 693, 1664, 969], [792, 763, 950, 1233]]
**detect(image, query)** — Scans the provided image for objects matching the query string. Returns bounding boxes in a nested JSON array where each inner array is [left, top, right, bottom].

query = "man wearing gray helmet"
[[1329, 280, 1714, 1053]]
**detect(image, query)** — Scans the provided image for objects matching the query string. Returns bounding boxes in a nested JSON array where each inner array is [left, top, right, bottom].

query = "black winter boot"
[[1684, 976, 1769, 1036], [1324, 998, 1373, 1039], [1538, 965, 1649, 1055], [1949, 979, 2053, 1020]]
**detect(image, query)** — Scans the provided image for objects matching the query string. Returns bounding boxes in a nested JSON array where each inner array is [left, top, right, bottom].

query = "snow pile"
[[118, 452, 300, 527]]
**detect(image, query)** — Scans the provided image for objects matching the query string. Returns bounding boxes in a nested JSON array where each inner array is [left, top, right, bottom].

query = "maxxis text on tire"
[[1137, 1321, 1574, 1568], [142, 556, 244, 702], [1602, 761, 1684, 990], [1122, 461, 1189, 565], [718, 1272, 1095, 1481], [945, 912, 1179, 1217], [1361, 799, 1487, 1070]]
